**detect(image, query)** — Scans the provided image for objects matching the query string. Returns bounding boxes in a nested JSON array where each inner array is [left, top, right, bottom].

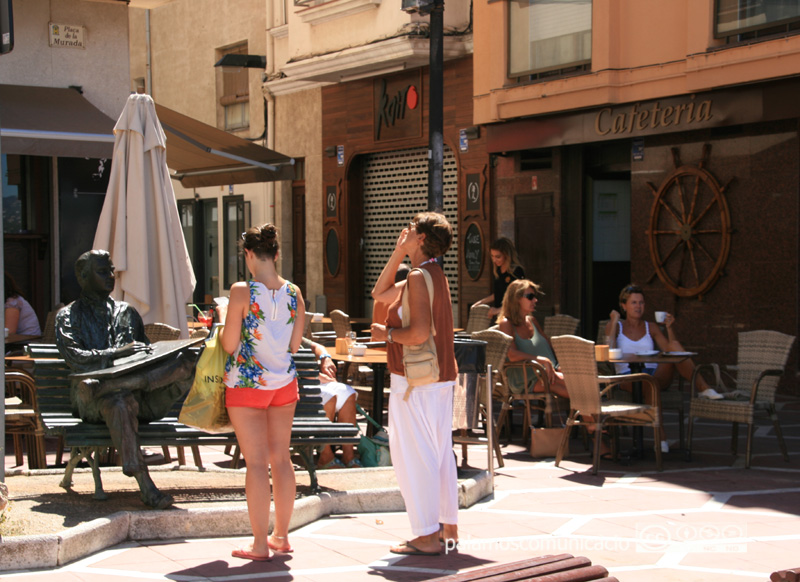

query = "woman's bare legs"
[[266, 401, 297, 552], [228, 406, 272, 559], [318, 394, 357, 466], [335, 394, 357, 464]]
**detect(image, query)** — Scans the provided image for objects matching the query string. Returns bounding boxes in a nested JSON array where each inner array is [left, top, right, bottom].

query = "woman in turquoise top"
[[497, 279, 569, 399]]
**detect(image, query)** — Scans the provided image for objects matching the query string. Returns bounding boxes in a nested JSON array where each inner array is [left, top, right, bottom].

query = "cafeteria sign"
[[49, 23, 85, 49]]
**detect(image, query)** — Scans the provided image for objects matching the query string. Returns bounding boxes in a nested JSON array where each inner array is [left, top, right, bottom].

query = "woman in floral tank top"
[[220, 223, 305, 562]]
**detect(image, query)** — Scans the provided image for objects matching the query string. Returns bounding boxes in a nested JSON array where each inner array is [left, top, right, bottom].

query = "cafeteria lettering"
[[594, 98, 713, 136]]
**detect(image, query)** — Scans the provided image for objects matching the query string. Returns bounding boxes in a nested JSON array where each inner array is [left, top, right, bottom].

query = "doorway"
[[179, 198, 219, 304], [584, 141, 632, 336]]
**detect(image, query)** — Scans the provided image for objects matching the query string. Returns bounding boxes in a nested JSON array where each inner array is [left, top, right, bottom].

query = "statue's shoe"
[[141, 489, 174, 509]]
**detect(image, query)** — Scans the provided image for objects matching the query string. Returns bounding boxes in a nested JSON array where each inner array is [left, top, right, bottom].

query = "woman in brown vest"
[[371, 212, 458, 556]]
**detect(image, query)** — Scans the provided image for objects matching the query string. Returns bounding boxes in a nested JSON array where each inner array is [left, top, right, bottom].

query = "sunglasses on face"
[[523, 293, 537, 300]]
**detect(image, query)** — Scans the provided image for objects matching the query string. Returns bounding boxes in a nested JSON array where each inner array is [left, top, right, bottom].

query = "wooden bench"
[[426, 554, 618, 582], [26, 345, 361, 498]]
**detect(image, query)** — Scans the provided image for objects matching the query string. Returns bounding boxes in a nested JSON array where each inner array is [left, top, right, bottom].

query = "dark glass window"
[[715, 0, 800, 38]]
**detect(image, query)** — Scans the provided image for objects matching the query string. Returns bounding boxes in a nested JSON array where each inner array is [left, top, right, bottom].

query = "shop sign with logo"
[[49, 23, 85, 49], [373, 71, 422, 142]]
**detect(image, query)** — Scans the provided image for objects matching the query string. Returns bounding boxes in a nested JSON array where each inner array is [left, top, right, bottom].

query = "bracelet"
[[318, 353, 331, 361], [387, 328, 394, 343]]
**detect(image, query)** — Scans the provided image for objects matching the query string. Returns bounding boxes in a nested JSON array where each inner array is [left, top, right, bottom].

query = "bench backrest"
[[29, 345, 328, 423]]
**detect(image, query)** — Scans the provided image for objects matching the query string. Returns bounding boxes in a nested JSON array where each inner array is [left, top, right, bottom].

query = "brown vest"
[[386, 262, 457, 381]]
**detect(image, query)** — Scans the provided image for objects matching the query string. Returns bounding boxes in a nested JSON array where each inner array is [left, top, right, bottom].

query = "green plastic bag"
[[355, 404, 391, 467], [178, 327, 233, 434]]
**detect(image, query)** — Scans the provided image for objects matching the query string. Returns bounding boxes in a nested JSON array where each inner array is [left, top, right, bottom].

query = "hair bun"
[[260, 225, 277, 242]]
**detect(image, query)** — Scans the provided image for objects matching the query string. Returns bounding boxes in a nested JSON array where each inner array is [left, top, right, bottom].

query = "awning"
[[154, 103, 295, 188], [0, 84, 116, 158]]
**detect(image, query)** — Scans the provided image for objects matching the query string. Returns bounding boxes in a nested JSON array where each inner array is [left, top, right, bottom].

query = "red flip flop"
[[268, 535, 294, 553], [231, 547, 271, 562]]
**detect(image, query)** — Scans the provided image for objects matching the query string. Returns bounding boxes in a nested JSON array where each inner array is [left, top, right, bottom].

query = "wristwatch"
[[387, 328, 394, 343]]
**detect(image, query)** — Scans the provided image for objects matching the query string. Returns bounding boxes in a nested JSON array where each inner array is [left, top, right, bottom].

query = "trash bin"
[[453, 338, 487, 430]]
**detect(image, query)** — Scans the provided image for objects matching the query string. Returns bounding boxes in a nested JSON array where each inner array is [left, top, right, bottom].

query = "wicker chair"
[[552, 335, 662, 474], [5, 370, 47, 469], [40, 308, 62, 343], [329, 309, 352, 338], [465, 304, 492, 334], [328, 309, 371, 385], [190, 327, 210, 339], [502, 359, 553, 443], [599, 318, 687, 449], [144, 322, 181, 342], [687, 330, 795, 469], [471, 329, 514, 439], [544, 314, 580, 337]]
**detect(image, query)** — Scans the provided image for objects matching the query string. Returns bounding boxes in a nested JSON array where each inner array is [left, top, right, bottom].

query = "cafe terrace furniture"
[[5, 369, 47, 469], [544, 313, 580, 337], [189, 327, 210, 339], [425, 553, 618, 582], [329, 309, 353, 338], [687, 329, 795, 469], [143, 322, 181, 343], [502, 360, 553, 445], [465, 304, 492, 334], [40, 309, 62, 343], [552, 335, 662, 474], [328, 309, 372, 384], [596, 318, 687, 450], [470, 329, 515, 440], [330, 347, 388, 436]]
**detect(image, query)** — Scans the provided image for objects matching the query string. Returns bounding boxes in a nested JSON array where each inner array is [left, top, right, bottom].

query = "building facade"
[[473, 0, 800, 388], [0, 0, 137, 321]]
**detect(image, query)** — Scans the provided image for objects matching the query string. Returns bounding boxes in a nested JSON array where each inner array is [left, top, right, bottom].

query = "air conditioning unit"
[[401, 0, 435, 14]]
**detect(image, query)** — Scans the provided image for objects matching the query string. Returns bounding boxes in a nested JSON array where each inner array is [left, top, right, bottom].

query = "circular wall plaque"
[[326, 228, 340, 277], [464, 222, 483, 280]]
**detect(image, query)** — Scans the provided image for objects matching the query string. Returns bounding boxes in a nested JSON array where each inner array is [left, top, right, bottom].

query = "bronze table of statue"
[[55, 250, 199, 509]]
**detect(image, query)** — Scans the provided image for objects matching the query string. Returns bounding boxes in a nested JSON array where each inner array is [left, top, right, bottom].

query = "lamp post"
[[402, 0, 444, 213]]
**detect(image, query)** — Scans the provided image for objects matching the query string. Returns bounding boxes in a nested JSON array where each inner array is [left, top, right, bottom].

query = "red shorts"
[[226, 377, 299, 409]]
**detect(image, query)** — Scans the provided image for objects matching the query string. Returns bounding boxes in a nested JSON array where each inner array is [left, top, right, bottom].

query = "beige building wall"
[[128, 0, 276, 299], [473, 0, 800, 124], [2, 0, 131, 118]]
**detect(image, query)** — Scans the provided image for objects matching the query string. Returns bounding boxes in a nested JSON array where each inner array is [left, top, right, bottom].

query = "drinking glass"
[[346, 331, 357, 354]]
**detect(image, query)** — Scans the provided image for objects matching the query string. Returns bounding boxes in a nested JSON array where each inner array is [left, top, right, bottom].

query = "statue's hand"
[[115, 341, 150, 359]]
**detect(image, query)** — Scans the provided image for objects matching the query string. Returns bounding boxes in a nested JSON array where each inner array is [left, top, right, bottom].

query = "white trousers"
[[388, 373, 458, 537]]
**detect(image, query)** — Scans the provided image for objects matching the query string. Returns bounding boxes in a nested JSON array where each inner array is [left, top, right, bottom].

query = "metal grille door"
[[362, 145, 459, 318]]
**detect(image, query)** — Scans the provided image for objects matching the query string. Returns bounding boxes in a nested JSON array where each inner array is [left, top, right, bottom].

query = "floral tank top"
[[223, 280, 299, 391]]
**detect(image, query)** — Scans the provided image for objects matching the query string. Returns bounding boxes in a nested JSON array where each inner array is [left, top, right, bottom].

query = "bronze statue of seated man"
[[55, 249, 196, 509]]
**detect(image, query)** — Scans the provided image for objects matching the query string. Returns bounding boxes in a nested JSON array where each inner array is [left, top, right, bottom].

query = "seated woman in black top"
[[471, 237, 524, 318]]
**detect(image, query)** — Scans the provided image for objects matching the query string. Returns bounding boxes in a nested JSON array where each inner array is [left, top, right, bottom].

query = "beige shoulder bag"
[[400, 267, 439, 400]]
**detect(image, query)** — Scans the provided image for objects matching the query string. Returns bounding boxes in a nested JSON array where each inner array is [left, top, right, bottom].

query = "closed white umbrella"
[[94, 93, 195, 337]]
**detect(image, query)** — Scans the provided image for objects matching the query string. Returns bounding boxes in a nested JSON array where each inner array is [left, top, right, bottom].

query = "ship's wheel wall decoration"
[[646, 144, 734, 299]]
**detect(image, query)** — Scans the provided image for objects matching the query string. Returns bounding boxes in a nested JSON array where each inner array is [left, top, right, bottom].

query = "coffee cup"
[[595, 344, 609, 361], [608, 348, 623, 360], [655, 311, 667, 323]]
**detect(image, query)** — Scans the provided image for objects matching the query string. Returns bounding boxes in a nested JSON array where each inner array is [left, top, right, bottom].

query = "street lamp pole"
[[427, 0, 444, 213]]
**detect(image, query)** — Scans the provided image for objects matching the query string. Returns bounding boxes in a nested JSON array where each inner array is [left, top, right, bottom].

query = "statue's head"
[[75, 250, 116, 297]]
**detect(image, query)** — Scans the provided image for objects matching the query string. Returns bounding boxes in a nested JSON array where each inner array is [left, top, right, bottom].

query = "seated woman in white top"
[[5, 272, 42, 336], [605, 284, 722, 452]]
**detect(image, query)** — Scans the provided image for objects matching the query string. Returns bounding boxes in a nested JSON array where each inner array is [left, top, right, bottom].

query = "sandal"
[[268, 535, 293, 553], [317, 457, 346, 470]]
